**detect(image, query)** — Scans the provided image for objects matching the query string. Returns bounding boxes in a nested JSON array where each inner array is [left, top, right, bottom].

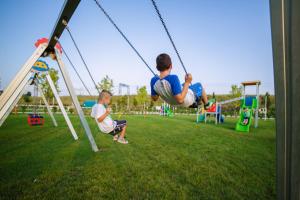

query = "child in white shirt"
[[91, 90, 128, 144]]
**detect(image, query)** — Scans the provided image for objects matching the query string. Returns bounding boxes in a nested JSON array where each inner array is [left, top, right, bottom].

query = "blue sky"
[[0, 0, 274, 95]]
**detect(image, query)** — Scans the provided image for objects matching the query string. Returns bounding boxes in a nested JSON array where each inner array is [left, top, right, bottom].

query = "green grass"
[[0, 114, 275, 200]]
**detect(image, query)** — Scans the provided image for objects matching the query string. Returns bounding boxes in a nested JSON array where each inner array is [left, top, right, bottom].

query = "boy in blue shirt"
[[150, 53, 212, 109]]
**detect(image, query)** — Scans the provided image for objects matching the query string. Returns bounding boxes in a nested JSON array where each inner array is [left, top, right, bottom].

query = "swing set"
[[27, 72, 45, 126], [0, 0, 189, 153]]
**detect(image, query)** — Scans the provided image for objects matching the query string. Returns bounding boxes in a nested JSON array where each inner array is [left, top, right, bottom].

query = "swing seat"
[[27, 114, 44, 126]]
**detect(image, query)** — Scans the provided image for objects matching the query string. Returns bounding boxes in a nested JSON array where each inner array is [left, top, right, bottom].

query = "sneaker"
[[117, 137, 128, 144], [204, 102, 213, 110], [113, 135, 119, 141]]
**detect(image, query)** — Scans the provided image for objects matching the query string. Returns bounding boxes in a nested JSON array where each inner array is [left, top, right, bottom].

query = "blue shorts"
[[189, 82, 202, 101]]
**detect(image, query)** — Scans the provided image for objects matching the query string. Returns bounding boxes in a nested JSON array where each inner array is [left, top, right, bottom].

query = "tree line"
[[19, 69, 276, 117]]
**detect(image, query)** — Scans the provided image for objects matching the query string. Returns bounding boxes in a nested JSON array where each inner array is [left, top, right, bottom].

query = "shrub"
[[69, 108, 74, 114], [268, 104, 276, 118], [52, 106, 58, 114], [21, 105, 27, 113], [83, 108, 91, 115]]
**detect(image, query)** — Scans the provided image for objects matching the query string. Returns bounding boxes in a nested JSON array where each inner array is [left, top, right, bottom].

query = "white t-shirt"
[[91, 104, 114, 133]]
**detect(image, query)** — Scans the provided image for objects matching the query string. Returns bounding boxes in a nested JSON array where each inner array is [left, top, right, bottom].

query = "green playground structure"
[[165, 107, 174, 117], [235, 97, 257, 132], [235, 81, 261, 132], [196, 81, 261, 133], [161, 103, 174, 117]]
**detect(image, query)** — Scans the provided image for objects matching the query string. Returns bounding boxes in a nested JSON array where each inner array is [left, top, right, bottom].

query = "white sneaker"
[[117, 137, 128, 144]]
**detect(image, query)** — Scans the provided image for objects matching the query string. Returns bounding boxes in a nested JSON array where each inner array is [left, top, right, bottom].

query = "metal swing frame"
[[0, 58, 80, 140], [0, 0, 98, 152], [0, 43, 98, 151]]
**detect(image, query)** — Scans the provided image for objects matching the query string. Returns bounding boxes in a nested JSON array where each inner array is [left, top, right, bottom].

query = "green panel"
[[235, 98, 255, 132]]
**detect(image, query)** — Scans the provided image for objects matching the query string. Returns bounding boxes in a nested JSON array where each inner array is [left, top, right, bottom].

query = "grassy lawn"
[[0, 114, 275, 200]]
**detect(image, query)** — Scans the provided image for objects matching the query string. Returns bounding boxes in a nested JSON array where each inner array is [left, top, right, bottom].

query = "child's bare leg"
[[113, 134, 119, 140], [201, 88, 209, 104], [119, 125, 127, 138]]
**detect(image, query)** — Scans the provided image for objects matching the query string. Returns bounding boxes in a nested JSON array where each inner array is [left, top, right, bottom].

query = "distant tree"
[[262, 92, 273, 117], [229, 85, 243, 117], [69, 107, 74, 114], [136, 86, 148, 106], [265, 92, 271, 110], [230, 85, 243, 97], [22, 91, 32, 103], [149, 100, 154, 108], [268, 104, 276, 118], [52, 106, 58, 114], [40, 68, 60, 101], [21, 105, 27, 113], [212, 92, 216, 99], [117, 95, 128, 111], [124, 95, 130, 110], [97, 75, 114, 93], [133, 97, 138, 108]]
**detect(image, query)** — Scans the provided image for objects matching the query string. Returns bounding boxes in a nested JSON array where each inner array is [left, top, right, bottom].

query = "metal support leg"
[[215, 103, 218, 124], [0, 72, 32, 121], [36, 81, 58, 127], [0, 79, 31, 127], [0, 44, 47, 110], [264, 96, 267, 121], [215, 113, 217, 124], [46, 74, 78, 140], [55, 50, 98, 152], [254, 83, 259, 128], [219, 105, 222, 124]]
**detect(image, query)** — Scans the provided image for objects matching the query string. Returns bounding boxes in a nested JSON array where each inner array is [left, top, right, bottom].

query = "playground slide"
[[235, 97, 257, 132], [161, 104, 174, 117], [166, 108, 174, 117]]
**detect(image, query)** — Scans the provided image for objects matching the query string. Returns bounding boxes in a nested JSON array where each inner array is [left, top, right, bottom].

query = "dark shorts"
[[109, 120, 127, 136]]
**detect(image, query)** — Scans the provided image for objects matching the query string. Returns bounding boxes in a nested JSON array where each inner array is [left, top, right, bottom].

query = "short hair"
[[98, 90, 112, 101], [156, 53, 172, 71]]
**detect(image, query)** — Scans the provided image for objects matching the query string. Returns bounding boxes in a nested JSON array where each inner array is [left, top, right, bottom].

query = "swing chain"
[[59, 43, 93, 96], [150, 0, 188, 75], [33, 74, 39, 115], [93, 0, 157, 76], [64, 25, 101, 94]]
